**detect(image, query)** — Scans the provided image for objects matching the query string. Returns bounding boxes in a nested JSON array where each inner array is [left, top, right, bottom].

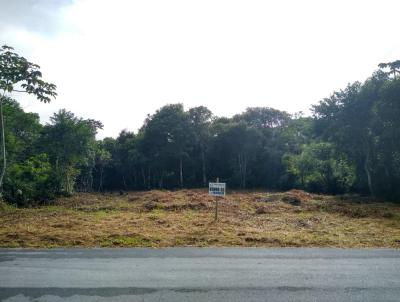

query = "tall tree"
[[94, 142, 111, 192], [0, 45, 56, 195], [378, 60, 400, 79], [313, 71, 390, 196], [140, 104, 192, 188], [41, 110, 102, 195], [209, 120, 262, 188], [188, 106, 212, 187], [0, 98, 52, 204]]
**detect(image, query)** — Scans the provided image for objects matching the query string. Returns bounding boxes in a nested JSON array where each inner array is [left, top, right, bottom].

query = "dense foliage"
[[1, 44, 56, 204], [1, 45, 399, 204]]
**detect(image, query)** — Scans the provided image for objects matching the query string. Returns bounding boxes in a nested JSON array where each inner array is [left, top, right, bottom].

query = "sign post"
[[209, 178, 226, 221]]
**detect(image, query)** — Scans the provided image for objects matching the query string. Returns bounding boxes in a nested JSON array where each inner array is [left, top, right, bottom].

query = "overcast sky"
[[0, 0, 399, 138]]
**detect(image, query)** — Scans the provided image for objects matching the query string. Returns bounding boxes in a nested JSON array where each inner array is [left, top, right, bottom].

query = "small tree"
[[0, 45, 56, 195]]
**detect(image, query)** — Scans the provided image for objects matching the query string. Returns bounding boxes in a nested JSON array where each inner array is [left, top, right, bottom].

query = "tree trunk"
[[201, 146, 206, 187], [133, 171, 137, 189], [0, 97, 6, 196], [179, 156, 183, 188], [238, 153, 247, 189], [364, 164, 374, 197], [65, 169, 72, 195], [243, 154, 247, 189], [98, 167, 103, 192], [141, 167, 146, 188], [122, 175, 127, 190], [364, 149, 375, 197], [88, 170, 93, 192], [55, 157, 60, 192], [147, 166, 151, 189], [238, 154, 243, 188], [158, 171, 164, 188]]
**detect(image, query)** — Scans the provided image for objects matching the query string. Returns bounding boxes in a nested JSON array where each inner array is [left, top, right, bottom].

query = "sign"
[[209, 182, 226, 197]]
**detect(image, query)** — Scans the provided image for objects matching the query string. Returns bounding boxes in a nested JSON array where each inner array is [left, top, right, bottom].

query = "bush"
[[4, 154, 55, 205]]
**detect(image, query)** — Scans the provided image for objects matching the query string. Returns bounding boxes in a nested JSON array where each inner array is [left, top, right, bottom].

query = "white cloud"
[[1, 0, 399, 138]]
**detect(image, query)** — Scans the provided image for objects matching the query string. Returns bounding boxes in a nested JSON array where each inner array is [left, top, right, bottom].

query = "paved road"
[[1, 248, 400, 301]]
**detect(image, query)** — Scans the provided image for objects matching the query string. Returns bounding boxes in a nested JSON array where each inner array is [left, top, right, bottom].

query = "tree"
[[372, 77, 400, 198], [209, 121, 262, 188], [283, 142, 355, 193], [233, 107, 290, 129], [378, 60, 400, 79], [41, 110, 102, 195], [113, 130, 140, 190], [233, 107, 291, 189], [311, 63, 400, 198], [140, 104, 192, 188], [0, 45, 56, 195], [0, 98, 52, 203], [188, 106, 212, 187], [1, 54, 399, 202], [94, 142, 111, 192]]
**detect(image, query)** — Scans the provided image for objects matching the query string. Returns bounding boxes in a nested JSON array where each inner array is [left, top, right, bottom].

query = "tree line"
[[1, 45, 399, 205]]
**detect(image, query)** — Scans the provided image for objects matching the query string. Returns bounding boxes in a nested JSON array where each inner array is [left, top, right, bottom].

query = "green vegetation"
[[1, 44, 400, 205], [0, 45, 56, 202]]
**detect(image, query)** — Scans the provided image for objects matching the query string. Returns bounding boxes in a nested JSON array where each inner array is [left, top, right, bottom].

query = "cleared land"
[[1, 189, 400, 248]]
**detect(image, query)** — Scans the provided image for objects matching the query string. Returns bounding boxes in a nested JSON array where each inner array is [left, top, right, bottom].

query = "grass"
[[1, 189, 400, 248]]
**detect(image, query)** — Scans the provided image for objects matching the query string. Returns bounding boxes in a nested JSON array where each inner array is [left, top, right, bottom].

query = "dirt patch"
[[255, 206, 268, 214], [294, 216, 322, 229], [315, 200, 398, 219], [254, 190, 318, 207], [281, 189, 314, 206], [127, 196, 140, 202], [163, 202, 210, 211], [143, 201, 158, 212]]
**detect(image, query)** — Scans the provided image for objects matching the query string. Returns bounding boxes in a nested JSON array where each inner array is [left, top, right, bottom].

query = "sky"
[[0, 0, 399, 138]]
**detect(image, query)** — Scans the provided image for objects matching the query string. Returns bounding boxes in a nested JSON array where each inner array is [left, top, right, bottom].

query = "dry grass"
[[1, 189, 400, 248]]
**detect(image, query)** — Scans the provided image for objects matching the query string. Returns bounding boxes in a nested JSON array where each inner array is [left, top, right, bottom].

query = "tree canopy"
[[1, 45, 399, 204]]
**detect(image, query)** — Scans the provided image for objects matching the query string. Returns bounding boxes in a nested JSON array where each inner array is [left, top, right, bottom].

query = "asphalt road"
[[1, 248, 400, 301]]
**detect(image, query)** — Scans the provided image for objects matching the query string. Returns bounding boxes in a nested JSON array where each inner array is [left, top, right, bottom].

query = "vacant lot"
[[1, 189, 400, 248]]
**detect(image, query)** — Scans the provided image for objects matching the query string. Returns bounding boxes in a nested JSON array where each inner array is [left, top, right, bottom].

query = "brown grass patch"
[[1, 189, 399, 248]]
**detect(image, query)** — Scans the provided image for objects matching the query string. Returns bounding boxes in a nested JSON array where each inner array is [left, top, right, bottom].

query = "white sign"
[[209, 182, 226, 197]]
